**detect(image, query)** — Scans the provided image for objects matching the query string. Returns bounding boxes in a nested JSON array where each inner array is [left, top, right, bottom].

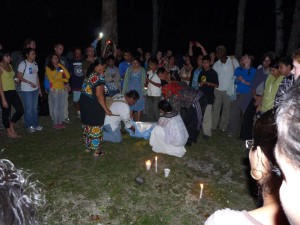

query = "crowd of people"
[[1, 36, 300, 224]]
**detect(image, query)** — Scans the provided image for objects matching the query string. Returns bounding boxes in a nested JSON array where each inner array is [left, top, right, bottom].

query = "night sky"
[[1, 0, 297, 65]]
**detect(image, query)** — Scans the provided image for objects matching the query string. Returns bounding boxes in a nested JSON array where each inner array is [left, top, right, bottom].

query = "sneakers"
[[27, 126, 36, 133], [64, 118, 70, 123], [35, 126, 43, 131]]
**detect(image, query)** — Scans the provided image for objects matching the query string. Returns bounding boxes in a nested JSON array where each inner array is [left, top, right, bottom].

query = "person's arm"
[[194, 42, 207, 56], [188, 41, 194, 56], [91, 37, 100, 50], [146, 75, 161, 88], [60, 64, 71, 80], [36, 73, 42, 97], [46, 67, 68, 84], [0, 69, 8, 108], [141, 67, 146, 92], [17, 62, 37, 88], [112, 44, 117, 58], [95, 85, 112, 116], [102, 43, 108, 58]]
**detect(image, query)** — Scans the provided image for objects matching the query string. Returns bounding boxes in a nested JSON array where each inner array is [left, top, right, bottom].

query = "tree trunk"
[[287, 0, 300, 56], [101, 0, 118, 49], [275, 0, 284, 57], [152, 0, 159, 56], [235, 0, 247, 59]]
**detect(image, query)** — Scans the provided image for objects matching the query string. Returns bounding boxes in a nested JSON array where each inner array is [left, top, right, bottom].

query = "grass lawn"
[[0, 106, 257, 225]]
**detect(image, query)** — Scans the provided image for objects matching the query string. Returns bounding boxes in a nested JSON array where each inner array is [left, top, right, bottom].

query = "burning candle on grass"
[[199, 183, 204, 199], [145, 160, 151, 171]]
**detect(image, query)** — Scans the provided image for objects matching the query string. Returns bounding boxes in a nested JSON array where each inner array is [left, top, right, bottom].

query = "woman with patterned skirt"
[[79, 58, 112, 158]]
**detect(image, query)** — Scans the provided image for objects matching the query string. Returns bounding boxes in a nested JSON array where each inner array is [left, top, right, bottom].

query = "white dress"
[[205, 208, 263, 225], [149, 112, 189, 157]]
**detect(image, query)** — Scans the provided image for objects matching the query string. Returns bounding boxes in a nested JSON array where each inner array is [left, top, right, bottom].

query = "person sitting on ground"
[[149, 100, 189, 158], [103, 90, 139, 143], [275, 79, 300, 225], [205, 109, 289, 225], [0, 158, 45, 225]]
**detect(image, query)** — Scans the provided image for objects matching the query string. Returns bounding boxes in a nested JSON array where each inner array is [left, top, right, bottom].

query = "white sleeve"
[[232, 58, 240, 69], [17, 61, 25, 73], [205, 209, 250, 225]]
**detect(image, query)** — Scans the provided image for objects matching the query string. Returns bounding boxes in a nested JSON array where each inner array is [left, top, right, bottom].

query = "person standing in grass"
[[256, 59, 284, 114], [46, 53, 70, 129], [79, 58, 112, 158], [69, 47, 85, 119], [198, 55, 219, 139], [17, 48, 43, 133], [0, 50, 24, 138]]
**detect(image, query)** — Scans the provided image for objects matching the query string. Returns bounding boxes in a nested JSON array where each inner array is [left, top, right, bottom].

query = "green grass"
[[0, 107, 257, 225]]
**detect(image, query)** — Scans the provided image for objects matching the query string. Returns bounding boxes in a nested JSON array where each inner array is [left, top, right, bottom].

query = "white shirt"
[[213, 56, 239, 91], [104, 94, 132, 131], [18, 60, 39, 92], [147, 70, 162, 97]]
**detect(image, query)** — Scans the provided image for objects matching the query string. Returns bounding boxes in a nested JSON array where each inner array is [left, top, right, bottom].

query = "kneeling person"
[[150, 100, 189, 157], [103, 90, 139, 142]]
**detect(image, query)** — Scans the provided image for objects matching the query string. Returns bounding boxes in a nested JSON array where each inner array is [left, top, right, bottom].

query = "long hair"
[[251, 109, 282, 195], [0, 159, 45, 225], [86, 58, 106, 77], [46, 53, 60, 71]]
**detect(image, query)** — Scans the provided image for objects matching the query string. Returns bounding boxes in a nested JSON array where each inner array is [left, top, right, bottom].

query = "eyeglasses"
[[245, 140, 253, 149]]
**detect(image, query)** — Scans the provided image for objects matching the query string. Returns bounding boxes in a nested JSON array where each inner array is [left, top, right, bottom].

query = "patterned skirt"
[[82, 125, 103, 151]]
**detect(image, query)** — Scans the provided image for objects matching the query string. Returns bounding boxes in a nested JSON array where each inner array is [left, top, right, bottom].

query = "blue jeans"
[[21, 90, 39, 128], [103, 124, 122, 143]]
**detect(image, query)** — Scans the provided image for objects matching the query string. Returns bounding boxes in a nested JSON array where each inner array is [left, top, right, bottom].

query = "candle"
[[145, 160, 151, 171], [155, 156, 158, 173], [199, 183, 204, 199]]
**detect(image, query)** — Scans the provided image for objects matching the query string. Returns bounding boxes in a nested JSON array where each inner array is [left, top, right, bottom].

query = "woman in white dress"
[[149, 100, 189, 157]]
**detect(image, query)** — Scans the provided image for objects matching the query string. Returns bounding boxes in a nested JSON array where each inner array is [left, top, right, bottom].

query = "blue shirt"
[[119, 61, 131, 79], [191, 68, 202, 89], [234, 67, 256, 94]]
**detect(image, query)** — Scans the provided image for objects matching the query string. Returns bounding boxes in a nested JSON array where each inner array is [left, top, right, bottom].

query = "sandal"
[[94, 150, 105, 158]]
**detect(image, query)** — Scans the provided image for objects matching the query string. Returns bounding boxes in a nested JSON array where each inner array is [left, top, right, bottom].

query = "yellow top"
[[46, 63, 70, 90], [0, 65, 16, 91]]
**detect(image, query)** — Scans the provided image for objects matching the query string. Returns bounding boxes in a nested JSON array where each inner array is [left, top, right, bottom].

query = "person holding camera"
[[102, 39, 117, 59]]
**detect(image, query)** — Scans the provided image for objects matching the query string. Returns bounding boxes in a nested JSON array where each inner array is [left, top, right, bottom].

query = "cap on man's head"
[[216, 45, 226, 53]]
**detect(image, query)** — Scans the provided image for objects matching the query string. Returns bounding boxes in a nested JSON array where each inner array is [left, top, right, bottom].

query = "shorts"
[[73, 91, 81, 102]]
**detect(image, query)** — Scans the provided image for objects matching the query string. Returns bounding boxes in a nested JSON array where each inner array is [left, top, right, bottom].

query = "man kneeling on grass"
[[103, 90, 139, 142]]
